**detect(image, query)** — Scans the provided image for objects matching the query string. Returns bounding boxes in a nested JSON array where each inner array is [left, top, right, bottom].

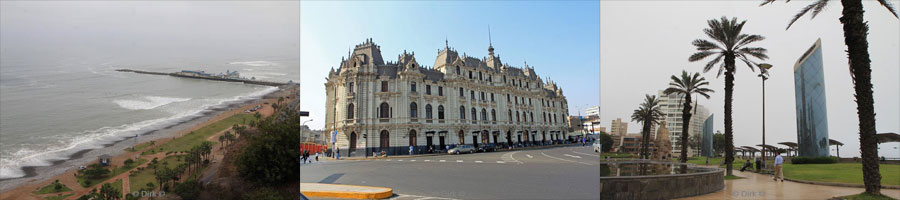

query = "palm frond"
[[717, 63, 726, 78], [689, 51, 718, 62], [735, 34, 765, 49], [787, 0, 829, 30], [760, 0, 776, 6], [738, 47, 769, 60], [702, 53, 724, 73], [738, 54, 758, 72], [693, 39, 724, 51], [878, 0, 900, 18]]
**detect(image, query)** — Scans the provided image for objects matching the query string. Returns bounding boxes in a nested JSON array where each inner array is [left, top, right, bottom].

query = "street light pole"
[[758, 63, 773, 165]]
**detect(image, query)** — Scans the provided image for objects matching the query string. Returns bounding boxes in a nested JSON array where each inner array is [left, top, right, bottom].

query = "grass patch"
[[126, 141, 154, 152], [724, 175, 744, 180], [33, 180, 71, 194], [111, 179, 123, 194], [129, 155, 188, 193], [784, 163, 900, 186], [43, 194, 74, 200], [76, 158, 147, 188], [677, 156, 750, 167], [153, 114, 254, 154], [832, 192, 898, 200]]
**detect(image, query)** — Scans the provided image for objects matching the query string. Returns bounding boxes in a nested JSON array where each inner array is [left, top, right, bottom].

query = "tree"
[[236, 104, 302, 186], [631, 95, 664, 159], [713, 131, 726, 156], [664, 70, 714, 163], [83, 164, 110, 179], [124, 159, 134, 167], [99, 182, 121, 200], [760, 0, 898, 194], [689, 16, 768, 176], [242, 187, 288, 200], [219, 135, 226, 149], [173, 180, 201, 200], [689, 133, 702, 157], [597, 132, 615, 152]]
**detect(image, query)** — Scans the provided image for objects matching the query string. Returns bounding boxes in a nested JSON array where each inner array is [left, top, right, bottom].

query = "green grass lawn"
[[724, 175, 745, 180], [76, 158, 147, 188], [129, 155, 187, 193], [833, 192, 898, 200], [126, 141, 154, 153], [784, 163, 900, 186], [149, 114, 253, 155], [110, 179, 123, 194], [43, 193, 73, 200], [32, 181, 72, 194]]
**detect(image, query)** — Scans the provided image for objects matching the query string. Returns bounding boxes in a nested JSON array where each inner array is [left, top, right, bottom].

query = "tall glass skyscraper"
[[701, 114, 714, 157], [794, 38, 830, 157]]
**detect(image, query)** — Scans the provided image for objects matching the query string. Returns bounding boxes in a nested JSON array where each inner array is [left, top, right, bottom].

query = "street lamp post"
[[758, 63, 773, 166], [302, 119, 314, 142]]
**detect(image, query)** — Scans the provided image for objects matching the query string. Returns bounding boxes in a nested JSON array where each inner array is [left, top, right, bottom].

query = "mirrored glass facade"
[[793, 39, 830, 157]]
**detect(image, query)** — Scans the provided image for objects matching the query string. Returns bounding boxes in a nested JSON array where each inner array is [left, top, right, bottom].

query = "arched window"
[[491, 109, 497, 121], [425, 104, 433, 119], [350, 132, 357, 151], [459, 106, 466, 119], [456, 66, 460, 75], [480, 109, 487, 121], [380, 130, 390, 151], [347, 103, 355, 119], [380, 102, 390, 118], [409, 130, 417, 147], [409, 102, 418, 118], [438, 105, 445, 119], [471, 108, 477, 121]]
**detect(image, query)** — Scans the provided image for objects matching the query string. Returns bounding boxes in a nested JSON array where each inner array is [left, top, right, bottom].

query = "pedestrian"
[[755, 157, 762, 172], [774, 152, 784, 182], [409, 145, 414, 155], [315, 152, 319, 162], [740, 159, 752, 172]]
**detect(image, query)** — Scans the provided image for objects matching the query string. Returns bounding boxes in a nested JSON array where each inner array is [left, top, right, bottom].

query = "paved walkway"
[[686, 169, 900, 199]]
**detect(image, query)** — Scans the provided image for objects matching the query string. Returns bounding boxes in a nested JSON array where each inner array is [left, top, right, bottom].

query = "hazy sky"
[[300, 1, 600, 130], [601, 1, 899, 158]]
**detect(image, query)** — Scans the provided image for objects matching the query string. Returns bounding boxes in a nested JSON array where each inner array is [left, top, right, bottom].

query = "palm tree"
[[219, 135, 226, 149], [689, 16, 768, 176], [761, 0, 898, 194], [664, 70, 714, 163], [631, 95, 664, 159]]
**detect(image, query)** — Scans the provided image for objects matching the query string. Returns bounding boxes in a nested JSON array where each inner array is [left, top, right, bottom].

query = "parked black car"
[[479, 143, 497, 152]]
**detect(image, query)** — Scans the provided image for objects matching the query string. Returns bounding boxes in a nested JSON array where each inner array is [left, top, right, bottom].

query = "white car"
[[593, 140, 602, 153]]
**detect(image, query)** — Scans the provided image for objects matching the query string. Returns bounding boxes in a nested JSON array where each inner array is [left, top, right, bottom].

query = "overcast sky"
[[300, 1, 600, 130], [600, 1, 900, 158]]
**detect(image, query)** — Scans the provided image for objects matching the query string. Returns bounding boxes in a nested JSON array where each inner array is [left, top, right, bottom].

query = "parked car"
[[448, 144, 476, 154], [479, 143, 497, 152], [593, 140, 602, 153]]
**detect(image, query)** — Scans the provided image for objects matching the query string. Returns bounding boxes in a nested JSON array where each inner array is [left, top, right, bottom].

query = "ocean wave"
[[0, 87, 278, 179], [113, 96, 191, 110], [228, 61, 278, 67]]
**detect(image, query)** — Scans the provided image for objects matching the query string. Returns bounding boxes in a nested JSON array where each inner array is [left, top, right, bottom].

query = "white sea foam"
[[228, 61, 278, 67], [0, 87, 277, 179], [113, 96, 191, 110]]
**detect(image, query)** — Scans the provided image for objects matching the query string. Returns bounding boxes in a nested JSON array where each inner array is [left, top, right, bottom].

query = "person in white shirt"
[[774, 151, 784, 182]]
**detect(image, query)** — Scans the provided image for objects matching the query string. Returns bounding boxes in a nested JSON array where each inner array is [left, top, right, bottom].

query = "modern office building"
[[654, 90, 710, 156], [325, 38, 570, 157], [794, 38, 830, 157], [701, 114, 714, 157], [585, 106, 600, 118]]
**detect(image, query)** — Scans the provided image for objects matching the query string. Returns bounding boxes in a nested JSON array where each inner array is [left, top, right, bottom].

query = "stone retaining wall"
[[599, 167, 724, 200]]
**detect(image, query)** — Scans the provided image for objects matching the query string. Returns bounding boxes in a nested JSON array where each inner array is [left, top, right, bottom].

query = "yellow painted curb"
[[300, 184, 393, 199]]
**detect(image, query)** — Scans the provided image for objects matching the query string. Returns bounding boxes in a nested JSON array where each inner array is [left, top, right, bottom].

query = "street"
[[300, 145, 601, 200]]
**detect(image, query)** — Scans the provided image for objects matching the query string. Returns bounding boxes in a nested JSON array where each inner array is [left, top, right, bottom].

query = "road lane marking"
[[571, 151, 601, 157], [456, 160, 463, 162], [496, 161, 505, 163], [424, 160, 431, 162], [398, 160, 403, 161], [541, 151, 593, 165], [501, 151, 523, 164], [440, 160, 446, 162], [526, 154, 533, 158], [475, 161, 483, 163], [564, 154, 582, 159], [410, 160, 416, 162]]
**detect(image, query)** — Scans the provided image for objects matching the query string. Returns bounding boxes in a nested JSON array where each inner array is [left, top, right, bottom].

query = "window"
[[530, 112, 534, 122], [515, 96, 518, 104], [516, 111, 520, 122], [491, 109, 497, 121], [480, 109, 487, 121], [479, 72, 483, 80], [459, 88, 464, 97], [438, 86, 443, 96], [348, 82, 354, 93], [456, 66, 460, 75], [480, 92, 485, 100], [543, 112, 546, 122], [426, 85, 431, 95], [503, 75, 506, 83], [488, 76, 492, 82], [460, 106, 466, 119], [471, 108, 477, 121], [381, 81, 388, 92], [508, 110, 512, 122], [409, 102, 418, 118], [380, 102, 390, 118], [468, 71, 473, 79], [438, 105, 445, 119], [426, 104, 433, 119], [470, 91, 475, 100], [507, 94, 510, 102], [528, 98, 532, 105], [411, 82, 417, 92], [347, 103, 355, 119], [490, 93, 494, 102]]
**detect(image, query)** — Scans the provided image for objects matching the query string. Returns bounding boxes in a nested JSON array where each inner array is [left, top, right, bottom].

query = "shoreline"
[[0, 86, 286, 194]]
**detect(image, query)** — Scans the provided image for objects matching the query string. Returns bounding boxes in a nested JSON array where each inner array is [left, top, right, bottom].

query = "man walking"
[[774, 151, 784, 182], [409, 145, 414, 155]]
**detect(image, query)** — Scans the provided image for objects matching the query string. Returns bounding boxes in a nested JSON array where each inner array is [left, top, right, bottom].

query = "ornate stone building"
[[324, 38, 570, 157]]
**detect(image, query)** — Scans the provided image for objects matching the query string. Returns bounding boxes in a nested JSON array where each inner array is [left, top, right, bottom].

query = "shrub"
[[791, 156, 838, 164]]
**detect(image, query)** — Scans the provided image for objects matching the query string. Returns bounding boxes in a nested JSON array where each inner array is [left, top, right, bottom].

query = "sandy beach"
[[0, 85, 297, 200]]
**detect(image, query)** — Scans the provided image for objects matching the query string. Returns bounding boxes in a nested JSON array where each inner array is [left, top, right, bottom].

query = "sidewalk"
[[685, 169, 900, 199], [320, 143, 580, 161], [300, 183, 392, 199]]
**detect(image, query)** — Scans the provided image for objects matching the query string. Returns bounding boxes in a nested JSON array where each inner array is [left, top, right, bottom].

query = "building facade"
[[325, 38, 571, 157], [654, 90, 710, 156], [585, 106, 600, 117], [701, 114, 714, 157], [794, 38, 830, 157]]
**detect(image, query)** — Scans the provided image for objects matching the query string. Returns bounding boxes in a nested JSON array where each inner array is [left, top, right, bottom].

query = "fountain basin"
[[599, 161, 724, 199]]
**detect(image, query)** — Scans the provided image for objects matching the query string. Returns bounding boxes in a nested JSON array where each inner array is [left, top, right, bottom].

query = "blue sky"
[[300, 1, 600, 130]]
